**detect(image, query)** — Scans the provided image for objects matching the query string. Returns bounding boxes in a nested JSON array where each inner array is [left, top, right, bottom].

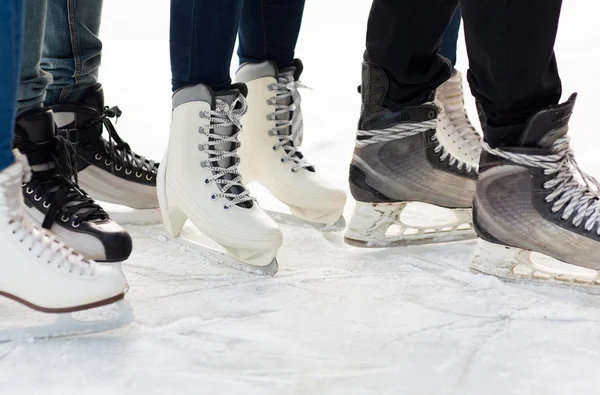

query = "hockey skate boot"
[[52, 84, 159, 223], [14, 109, 132, 262], [158, 83, 282, 275], [471, 94, 600, 287], [345, 60, 478, 247], [0, 152, 131, 340], [235, 60, 346, 230], [435, 69, 482, 166]]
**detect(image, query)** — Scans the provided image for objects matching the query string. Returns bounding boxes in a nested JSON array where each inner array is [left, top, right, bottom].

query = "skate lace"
[[484, 137, 600, 234], [14, 135, 109, 230], [267, 76, 313, 172], [355, 103, 437, 147], [434, 76, 481, 172], [2, 152, 95, 276], [88, 106, 158, 180], [199, 95, 255, 207]]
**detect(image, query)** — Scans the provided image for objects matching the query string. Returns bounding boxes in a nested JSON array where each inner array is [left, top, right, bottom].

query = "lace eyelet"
[[281, 158, 286, 163], [43, 201, 50, 208], [105, 160, 112, 166], [136, 172, 143, 178], [204, 179, 211, 185], [95, 153, 102, 160], [210, 194, 217, 201], [34, 195, 42, 202], [61, 216, 70, 222], [115, 165, 123, 171], [26, 187, 33, 194], [198, 144, 205, 151], [223, 205, 231, 211], [146, 175, 153, 181], [272, 146, 278, 151], [21, 182, 27, 187], [72, 222, 81, 228], [125, 169, 132, 175], [291, 169, 298, 173]]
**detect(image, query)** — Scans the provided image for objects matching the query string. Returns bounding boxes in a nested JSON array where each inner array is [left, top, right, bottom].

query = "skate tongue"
[[519, 93, 577, 148]]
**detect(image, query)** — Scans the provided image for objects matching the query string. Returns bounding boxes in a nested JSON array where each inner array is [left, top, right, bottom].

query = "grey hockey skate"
[[471, 94, 600, 287], [345, 59, 479, 247]]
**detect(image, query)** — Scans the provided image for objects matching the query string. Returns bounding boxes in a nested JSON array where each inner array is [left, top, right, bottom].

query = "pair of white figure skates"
[[347, 59, 600, 289]]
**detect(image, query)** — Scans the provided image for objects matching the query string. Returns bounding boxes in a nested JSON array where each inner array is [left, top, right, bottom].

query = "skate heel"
[[345, 202, 401, 247], [470, 238, 520, 278], [156, 149, 188, 237]]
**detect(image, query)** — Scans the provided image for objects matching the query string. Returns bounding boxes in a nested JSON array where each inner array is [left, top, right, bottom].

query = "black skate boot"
[[471, 94, 600, 288], [14, 108, 132, 263], [345, 55, 480, 247], [51, 84, 159, 221]]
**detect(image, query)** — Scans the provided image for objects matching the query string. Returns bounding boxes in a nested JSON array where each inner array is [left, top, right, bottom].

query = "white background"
[[2, 1, 600, 394]]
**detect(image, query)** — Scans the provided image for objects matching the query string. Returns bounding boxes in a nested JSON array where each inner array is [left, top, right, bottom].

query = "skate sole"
[[265, 210, 346, 232], [344, 232, 475, 248], [470, 238, 600, 288], [0, 291, 124, 314]]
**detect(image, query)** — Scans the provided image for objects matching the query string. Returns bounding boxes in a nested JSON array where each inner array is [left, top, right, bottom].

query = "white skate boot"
[[345, 58, 480, 247], [435, 69, 482, 166], [157, 83, 282, 275], [235, 60, 346, 231], [0, 153, 132, 341]]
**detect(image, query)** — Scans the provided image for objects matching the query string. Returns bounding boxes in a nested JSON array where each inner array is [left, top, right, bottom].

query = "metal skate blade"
[[264, 210, 346, 232], [102, 203, 162, 225], [0, 300, 134, 342], [153, 225, 279, 276]]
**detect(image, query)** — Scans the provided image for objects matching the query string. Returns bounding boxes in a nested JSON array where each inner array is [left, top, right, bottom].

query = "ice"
[[2, 0, 600, 394]]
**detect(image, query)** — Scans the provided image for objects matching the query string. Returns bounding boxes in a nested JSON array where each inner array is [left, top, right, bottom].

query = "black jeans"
[[366, 0, 563, 146], [170, 0, 305, 92]]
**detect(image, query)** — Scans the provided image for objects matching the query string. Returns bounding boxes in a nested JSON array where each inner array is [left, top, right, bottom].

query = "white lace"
[[430, 133, 476, 172], [435, 73, 482, 171], [484, 137, 600, 234], [199, 95, 255, 207], [267, 76, 312, 172], [355, 118, 437, 147], [1, 152, 94, 276]]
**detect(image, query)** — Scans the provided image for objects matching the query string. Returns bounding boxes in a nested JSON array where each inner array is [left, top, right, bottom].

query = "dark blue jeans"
[[0, 0, 24, 171], [170, 0, 305, 92], [439, 8, 461, 67]]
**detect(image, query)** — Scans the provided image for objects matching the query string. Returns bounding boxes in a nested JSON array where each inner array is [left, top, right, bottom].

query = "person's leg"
[[237, 0, 305, 68], [170, 0, 243, 91], [17, 0, 52, 115], [0, 0, 24, 169], [42, 0, 103, 105], [439, 8, 461, 67], [460, 0, 562, 147]]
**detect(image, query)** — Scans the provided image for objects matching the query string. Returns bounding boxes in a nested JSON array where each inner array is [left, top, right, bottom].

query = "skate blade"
[[470, 238, 600, 289], [0, 300, 134, 342], [102, 203, 162, 225], [154, 224, 279, 276], [345, 201, 475, 248], [264, 209, 346, 232]]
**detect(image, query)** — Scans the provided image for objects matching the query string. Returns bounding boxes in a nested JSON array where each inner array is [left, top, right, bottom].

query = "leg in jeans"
[[0, 0, 24, 169], [17, 0, 51, 115], [237, 0, 306, 67], [460, 0, 562, 146], [42, 0, 103, 105], [170, 0, 243, 91], [439, 8, 461, 67]]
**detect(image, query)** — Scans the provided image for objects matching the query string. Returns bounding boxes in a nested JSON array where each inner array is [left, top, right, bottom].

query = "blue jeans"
[[0, 0, 25, 171], [170, 0, 306, 92], [17, 0, 103, 115], [439, 8, 461, 67]]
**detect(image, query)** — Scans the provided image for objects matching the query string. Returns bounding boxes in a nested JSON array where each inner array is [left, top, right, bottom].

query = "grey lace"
[[484, 137, 600, 234], [268, 76, 312, 172], [199, 95, 255, 207]]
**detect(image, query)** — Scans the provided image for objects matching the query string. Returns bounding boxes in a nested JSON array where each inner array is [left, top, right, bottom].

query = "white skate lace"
[[199, 95, 255, 206], [484, 137, 600, 234], [434, 74, 482, 172], [2, 153, 95, 276], [267, 76, 313, 172], [355, 103, 437, 147]]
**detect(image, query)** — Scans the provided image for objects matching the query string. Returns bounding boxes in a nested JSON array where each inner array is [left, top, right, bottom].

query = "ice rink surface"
[[2, 1, 600, 394]]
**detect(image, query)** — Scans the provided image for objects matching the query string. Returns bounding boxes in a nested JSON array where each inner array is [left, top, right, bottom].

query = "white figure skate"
[[235, 60, 346, 231], [157, 83, 282, 276]]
